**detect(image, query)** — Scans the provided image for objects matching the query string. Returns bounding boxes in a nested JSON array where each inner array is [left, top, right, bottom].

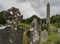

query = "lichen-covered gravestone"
[[7, 7, 24, 44], [0, 7, 25, 44], [58, 28, 60, 38], [41, 30, 48, 42], [30, 19, 40, 44]]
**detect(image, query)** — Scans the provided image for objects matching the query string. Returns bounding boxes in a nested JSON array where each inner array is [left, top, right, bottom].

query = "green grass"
[[19, 23, 59, 44], [23, 31, 30, 44], [18, 22, 31, 30], [40, 32, 58, 44]]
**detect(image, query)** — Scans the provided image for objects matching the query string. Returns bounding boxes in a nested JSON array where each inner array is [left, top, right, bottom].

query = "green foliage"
[[50, 14, 60, 23], [0, 12, 6, 25], [0, 19, 6, 25], [40, 18, 46, 24], [19, 22, 31, 29], [50, 14, 60, 27], [25, 15, 40, 24], [54, 38, 60, 44], [0, 12, 3, 18], [23, 31, 30, 44]]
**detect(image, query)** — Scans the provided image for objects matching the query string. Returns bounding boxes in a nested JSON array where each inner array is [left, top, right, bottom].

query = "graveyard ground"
[[21, 23, 60, 44]]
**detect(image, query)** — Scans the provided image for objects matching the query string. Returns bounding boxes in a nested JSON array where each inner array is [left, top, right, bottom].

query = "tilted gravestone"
[[30, 19, 40, 44], [41, 30, 48, 42]]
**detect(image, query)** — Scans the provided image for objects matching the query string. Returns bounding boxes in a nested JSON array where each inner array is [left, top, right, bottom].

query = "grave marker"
[[41, 30, 48, 42]]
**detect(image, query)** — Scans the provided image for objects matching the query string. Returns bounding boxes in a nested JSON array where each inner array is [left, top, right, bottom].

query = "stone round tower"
[[46, 2, 50, 25]]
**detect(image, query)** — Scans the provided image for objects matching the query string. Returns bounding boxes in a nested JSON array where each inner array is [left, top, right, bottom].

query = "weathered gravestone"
[[41, 30, 48, 42], [0, 7, 25, 44], [30, 19, 40, 44], [58, 28, 60, 38], [0, 26, 25, 44]]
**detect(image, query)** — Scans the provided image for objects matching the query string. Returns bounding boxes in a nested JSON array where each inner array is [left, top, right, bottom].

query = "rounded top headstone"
[[58, 28, 60, 38], [58, 28, 60, 32], [41, 30, 48, 42]]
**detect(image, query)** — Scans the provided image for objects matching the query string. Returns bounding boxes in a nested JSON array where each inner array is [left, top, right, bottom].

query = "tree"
[[50, 14, 60, 27], [50, 15, 60, 23], [0, 12, 6, 25]]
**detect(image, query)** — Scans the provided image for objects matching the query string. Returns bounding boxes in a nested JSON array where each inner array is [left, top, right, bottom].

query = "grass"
[[18, 22, 31, 30], [40, 32, 58, 44], [19, 23, 59, 44], [23, 31, 30, 44]]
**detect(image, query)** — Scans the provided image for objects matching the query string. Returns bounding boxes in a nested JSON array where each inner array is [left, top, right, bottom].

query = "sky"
[[0, 0, 60, 19]]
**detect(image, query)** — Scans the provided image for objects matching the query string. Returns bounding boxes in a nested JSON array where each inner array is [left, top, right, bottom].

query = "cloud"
[[28, 0, 60, 18], [0, 4, 3, 11], [18, 2, 36, 19], [15, 0, 47, 18], [50, 0, 60, 7], [0, 0, 60, 19], [16, 0, 27, 3], [28, 0, 48, 18], [51, 6, 60, 16], [0, 0, 37, 19]]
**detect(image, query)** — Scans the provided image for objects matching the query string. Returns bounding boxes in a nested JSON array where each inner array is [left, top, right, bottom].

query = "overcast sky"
[[0, 0, 60, 19]]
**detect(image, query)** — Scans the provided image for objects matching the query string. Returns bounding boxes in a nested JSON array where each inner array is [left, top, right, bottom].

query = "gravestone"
[[30, 19, 40, 44], [58, 28, 60, 38], [0, 7, 25, 44], [50, 27, 56, 33], [41, 30, 48, 42], [0, 26, 25, 44], [0, 26, 10, 44]]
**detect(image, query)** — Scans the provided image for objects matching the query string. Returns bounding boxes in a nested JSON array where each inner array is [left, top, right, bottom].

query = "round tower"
[[46, 2, 50, 25]]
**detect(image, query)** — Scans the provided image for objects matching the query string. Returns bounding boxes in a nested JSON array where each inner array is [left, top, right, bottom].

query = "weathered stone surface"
[[41, 30, 48, 42], [30, 19, 40, 44], [46, 2, 50, 25], [58, 28, 60, 38], [0, 26, 25, 44]]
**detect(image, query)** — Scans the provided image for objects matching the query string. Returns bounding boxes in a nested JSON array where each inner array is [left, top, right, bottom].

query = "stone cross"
[[30, 19, 40, 44], [5, 7, 24, 44], [7, 7, 21, 44], [0, 7, 24, 44]]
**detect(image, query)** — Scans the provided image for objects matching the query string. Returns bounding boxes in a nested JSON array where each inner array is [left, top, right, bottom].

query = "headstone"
[[58, 28, 60, 38], [41, 30, 48, 42], [50, 27, 56, 33], [30, 19, 40, 44], [0, 26, 25, 44]]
